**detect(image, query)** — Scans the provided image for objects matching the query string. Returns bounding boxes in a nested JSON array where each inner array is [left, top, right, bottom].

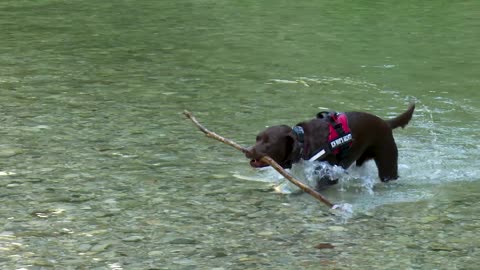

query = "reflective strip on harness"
[[308, 149, 326, 162]]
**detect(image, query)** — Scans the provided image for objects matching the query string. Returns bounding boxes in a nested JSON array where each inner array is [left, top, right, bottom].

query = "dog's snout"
[[246, 145, 265, 160], [245, 146, 255, 159]]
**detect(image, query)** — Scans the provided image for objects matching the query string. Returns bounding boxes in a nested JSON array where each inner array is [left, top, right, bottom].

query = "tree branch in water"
[[183, 110, 336, 209]]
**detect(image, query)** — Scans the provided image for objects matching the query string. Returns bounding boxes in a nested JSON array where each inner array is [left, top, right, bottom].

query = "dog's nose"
[[245, 146, 255, 159]]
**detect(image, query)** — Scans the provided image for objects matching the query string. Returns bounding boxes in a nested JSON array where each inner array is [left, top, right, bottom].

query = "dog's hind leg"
[[373, 137, 399, 182]]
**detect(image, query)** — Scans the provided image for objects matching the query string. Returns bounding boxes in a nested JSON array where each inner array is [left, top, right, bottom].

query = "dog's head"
[[246, 125, 302, 168]]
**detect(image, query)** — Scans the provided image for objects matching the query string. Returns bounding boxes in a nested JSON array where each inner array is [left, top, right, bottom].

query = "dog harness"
[[293, 111, 352, 162]]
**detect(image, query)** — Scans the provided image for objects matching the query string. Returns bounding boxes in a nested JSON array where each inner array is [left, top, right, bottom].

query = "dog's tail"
[[387, 103, 415, 129]]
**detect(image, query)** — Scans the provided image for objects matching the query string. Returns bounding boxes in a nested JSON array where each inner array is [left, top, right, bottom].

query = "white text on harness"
[[330, 133, 352, 149]]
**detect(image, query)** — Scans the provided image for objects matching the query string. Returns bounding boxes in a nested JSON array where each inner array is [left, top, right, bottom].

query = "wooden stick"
[[183, 110, 249, 154], [183, 110, 335, 208]]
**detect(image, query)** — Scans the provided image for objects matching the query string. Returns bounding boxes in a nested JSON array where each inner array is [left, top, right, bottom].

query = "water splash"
[[330, 203, 354, 223], [233, 94, 479, 217], [234, 160, 379, 199]]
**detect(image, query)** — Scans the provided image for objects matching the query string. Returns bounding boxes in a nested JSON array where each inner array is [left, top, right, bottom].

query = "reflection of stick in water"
[[183, 110, 336, 209]]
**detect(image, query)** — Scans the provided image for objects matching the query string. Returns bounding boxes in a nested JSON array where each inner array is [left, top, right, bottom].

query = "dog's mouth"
[[250, 159, 268, 168]]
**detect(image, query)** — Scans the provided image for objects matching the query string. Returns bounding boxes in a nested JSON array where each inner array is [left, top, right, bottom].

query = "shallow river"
[[1, 1, 479, 269]]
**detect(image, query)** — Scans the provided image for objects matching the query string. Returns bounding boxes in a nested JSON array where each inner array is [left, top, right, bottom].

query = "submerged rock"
[[0, 147, 23, 158], [328, 226, 346, 232], [429, 244, 456, 251], [213, 251, 228, 258], [90, 242, 112, 252], [315, 243, 335, 249], [122, 235, 145, 242], [420, 216, 439, 223], [148, 250, 164, 256], [77, 244, 92, 252], [168, 238, 199, 245]]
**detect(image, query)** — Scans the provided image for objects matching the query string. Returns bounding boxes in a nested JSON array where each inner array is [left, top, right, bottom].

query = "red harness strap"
[[308, 111, 353, 162], [327, 113, 352, 155]]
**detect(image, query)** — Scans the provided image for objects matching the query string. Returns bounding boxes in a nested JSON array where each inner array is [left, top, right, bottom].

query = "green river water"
[[1, 1, 479, 269]]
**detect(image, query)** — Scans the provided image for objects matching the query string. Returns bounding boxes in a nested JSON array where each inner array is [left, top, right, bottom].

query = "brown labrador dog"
[[246, 104, 415, 188]]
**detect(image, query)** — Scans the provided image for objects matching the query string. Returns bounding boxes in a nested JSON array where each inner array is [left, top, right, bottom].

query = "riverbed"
[[1, 1, 479, 269]]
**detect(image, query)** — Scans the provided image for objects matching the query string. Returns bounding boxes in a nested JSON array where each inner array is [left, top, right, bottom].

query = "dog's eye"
[[256, 135, 268, 143]]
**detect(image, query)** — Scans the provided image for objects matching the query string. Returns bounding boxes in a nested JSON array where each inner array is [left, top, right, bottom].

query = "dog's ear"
[[285, 132, 295, 155], [285, 131, 301, 163]]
